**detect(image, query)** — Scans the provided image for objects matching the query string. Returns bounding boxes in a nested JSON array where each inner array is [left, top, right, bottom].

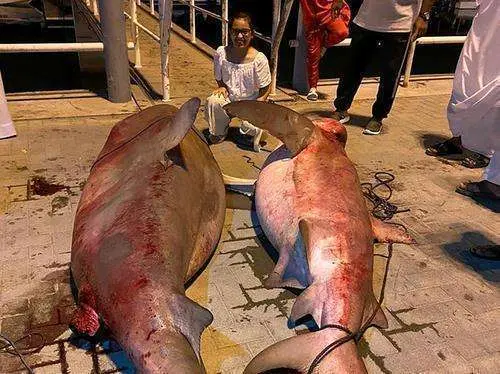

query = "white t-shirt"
[[214, 46, 271, 101], [354, 0, 423, 33]]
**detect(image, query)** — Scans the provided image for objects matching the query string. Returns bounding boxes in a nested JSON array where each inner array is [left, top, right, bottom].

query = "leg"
[[372, 32, 410, 120], [304, 22, 322, 92], [240, 121, 264, 152], [204, 94, 231, 137], [333, 24, 377, 112]]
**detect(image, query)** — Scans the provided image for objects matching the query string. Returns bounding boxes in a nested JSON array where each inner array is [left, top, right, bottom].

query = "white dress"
[[213, 46, 271, 101], [448, 0, 500, 184], [205, 46, 271, 138]]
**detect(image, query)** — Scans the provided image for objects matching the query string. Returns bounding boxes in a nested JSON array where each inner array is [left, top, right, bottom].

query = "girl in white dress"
[[205, 12, 271, 152]]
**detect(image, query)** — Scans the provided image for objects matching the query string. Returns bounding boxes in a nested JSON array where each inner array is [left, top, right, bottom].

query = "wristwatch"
[[419, 11, 431, 22]]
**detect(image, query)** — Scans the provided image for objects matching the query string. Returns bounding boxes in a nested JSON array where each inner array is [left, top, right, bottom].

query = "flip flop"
[[470, 245, 500, 261], [461, 152, 490, 168], [425, 138, 462, 156], [455, 181, 500, 201]]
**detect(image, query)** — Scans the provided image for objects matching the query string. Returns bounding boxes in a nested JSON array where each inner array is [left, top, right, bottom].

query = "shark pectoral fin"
[[265, 228, 310, 291], [371, 217, 416, 244]]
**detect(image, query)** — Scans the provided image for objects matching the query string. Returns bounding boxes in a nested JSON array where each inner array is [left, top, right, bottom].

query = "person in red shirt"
[[300, 0, 350, 101]]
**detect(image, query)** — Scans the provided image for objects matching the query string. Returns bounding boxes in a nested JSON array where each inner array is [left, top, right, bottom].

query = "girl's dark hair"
[[229, 11, 254, 31]]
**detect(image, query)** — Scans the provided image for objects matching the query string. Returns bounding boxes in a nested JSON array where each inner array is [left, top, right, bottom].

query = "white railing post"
[[221, 0, 228, 46], [189, 0, 196, 43], [150, 0, 155, 15], [270, 0, 294, 96], [271, 0, 282, 95], [403, 40, 417, 87], [159, 0, 173, 101], [130, 0, 142, 68]]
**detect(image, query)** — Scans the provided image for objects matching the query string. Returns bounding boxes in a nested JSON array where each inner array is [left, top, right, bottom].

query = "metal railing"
[[402, 36, 467, 87], [0, 42, 135, 53]]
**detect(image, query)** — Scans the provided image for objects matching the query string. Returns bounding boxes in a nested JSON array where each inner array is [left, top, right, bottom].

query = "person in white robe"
[[0, 70, 16, 140], [426, 0, 499, 201]]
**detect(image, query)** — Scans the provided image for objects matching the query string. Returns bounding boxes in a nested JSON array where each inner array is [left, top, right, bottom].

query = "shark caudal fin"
[[244, 328, 367, 374], [224, 101, 315, 156]]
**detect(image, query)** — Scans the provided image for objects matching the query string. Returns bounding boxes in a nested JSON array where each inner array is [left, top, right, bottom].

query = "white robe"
[[448, 0, 500, 184], [0, 70, 16, 139]]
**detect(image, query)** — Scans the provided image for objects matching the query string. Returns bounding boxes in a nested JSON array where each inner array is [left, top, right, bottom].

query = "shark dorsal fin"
[[94, 98, 201, 166]]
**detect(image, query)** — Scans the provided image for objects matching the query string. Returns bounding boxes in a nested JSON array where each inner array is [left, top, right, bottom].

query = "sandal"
[[306, 89, 319, 101], [470, 245, 500, 261], [461, 152, 490, 168], [425, 137, 462, 156], [455, 180, 500, 201]]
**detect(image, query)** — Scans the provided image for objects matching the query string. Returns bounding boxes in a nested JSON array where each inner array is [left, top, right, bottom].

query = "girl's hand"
[[213, 87, 229, 99]]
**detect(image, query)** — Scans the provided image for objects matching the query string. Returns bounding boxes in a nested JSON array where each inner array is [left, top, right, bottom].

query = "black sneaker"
[[363, 118, 383, 135], [331, 110, 350, 124]]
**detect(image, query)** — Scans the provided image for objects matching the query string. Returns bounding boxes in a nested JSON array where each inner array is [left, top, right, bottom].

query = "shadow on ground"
[[442, 230, 500, 283]]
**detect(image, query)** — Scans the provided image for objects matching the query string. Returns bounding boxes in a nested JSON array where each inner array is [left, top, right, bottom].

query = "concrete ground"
[[1, 9, 499, 374]]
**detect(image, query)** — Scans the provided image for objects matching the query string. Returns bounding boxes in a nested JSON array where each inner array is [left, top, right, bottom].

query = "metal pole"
[[150, 0, 155, 15], [272, 0, 281, 40], [403, 40, 417, 87], [159, 0, 173, 101], [270, 0, 294, 95], [130, 0, 142, 67], [292, 5, 308, 93], [189, 0, 196, 43], [271, 0, 282, 95], [97, 0, 131, 102], [221, 0, 228, 46]]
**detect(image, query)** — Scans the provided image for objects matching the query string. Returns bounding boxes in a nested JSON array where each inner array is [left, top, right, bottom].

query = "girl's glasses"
[[230, 28, 252, 37]]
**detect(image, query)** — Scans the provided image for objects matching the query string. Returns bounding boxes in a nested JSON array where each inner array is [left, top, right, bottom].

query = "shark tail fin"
[[244, 328, 367, 374]]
